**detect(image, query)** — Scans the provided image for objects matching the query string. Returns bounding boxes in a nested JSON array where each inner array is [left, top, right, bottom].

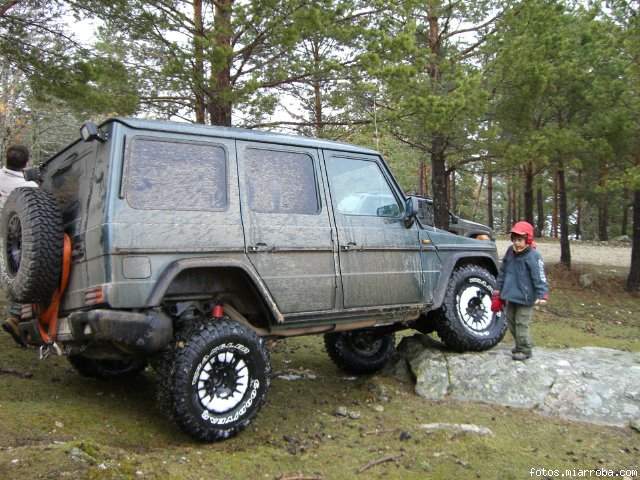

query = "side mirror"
[[404, 196, 419, 228], [376, 204, 400, 217], [80, 122, 106, 143]]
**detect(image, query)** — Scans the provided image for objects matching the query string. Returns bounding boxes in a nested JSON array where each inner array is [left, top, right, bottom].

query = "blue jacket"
[[497, 246, 549, 306]]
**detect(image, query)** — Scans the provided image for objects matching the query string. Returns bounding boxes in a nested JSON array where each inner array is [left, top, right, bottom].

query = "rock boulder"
[[387, 335, 640, 428]]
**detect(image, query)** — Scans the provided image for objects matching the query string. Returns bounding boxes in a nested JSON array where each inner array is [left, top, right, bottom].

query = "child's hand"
[[491, 291, 504, 312], [535, 298, 547, 306]]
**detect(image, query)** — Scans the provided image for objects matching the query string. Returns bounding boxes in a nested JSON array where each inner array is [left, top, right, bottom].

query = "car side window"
[[125, 137, 227, 211], [326, 157, 401, 217], [244, 148, 320, 215]]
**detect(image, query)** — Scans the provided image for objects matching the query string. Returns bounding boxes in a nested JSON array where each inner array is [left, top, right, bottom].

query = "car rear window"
[[125, 137, 227, 211]]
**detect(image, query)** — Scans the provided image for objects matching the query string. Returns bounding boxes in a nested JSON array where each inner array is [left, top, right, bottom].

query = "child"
[[491, 221, 549, 361]]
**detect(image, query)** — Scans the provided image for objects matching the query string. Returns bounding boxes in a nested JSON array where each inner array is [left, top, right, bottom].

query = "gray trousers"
[[505, 302, 534, 355]]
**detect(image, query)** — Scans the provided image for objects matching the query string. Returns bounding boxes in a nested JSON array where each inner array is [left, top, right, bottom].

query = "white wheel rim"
[[197, 351, 249, 413], [456, 284, 492, 333]]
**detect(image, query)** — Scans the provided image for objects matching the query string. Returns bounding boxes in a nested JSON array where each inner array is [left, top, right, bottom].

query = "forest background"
[[1, 0, 639, 290]]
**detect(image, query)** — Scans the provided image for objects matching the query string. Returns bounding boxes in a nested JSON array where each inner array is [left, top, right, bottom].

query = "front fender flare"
[[430, 252, 499, 311]]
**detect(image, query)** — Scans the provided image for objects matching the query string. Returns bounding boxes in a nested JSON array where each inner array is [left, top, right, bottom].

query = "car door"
[[323, 151, 423, 309], [237, 141, 337, 315]]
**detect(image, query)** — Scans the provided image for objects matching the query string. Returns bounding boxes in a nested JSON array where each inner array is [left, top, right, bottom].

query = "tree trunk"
[[418, 158, 429, 196], [552, 171, 559, 238], [311, 40, 324, 137], [536, 185, 544, 237], [209, 0, 233, 126], [511, 178, 517, 224], [313, 79, 323, 137], [472, 174, 484, 220], [575, 170, 582, 240], [450, 169, 457, 214], [193, 0, 206, 124], [558, 165, 571, 268], [426, 6, 448, 230], [524, 162, 534, 225], [487, 161, 494, 230], [626, 188, 640, 291], [598, 164, 609, 241], [431, 137, 448, 229], [506, 175, 513, 230], [598, 193, 609, 241], [0, 1, 21, 17], [621, 188, 629, 237]]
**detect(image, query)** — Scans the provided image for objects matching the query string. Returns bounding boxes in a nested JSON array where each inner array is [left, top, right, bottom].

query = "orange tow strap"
[[37, 234, 72, 344]]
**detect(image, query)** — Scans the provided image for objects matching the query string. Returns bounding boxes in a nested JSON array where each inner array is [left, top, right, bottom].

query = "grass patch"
[[1, 268, 638, 479], [531, 264, 640, 352]]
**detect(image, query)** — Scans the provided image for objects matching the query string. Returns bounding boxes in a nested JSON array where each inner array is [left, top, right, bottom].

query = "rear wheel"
[[436, 265, 507, 352], [161, 319, 271, 442], [324, 329, 396, 374], [68, 355, 147, 379]]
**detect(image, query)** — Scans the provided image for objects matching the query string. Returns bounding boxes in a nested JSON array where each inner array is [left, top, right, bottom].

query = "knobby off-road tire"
[[324, 329, 396, 374], [436, 265, 507, 352], [0, 187, 63, 303], [68, 355, 148, 379], [157, 319, 271, 442]]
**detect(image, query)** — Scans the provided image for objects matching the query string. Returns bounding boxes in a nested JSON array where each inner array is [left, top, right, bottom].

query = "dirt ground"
[[495, 239, 632, 268], [0, 246, 638, 479]]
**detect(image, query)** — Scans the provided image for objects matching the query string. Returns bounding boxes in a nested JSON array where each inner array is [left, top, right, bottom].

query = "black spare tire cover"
[[0, 187, 63, 303]]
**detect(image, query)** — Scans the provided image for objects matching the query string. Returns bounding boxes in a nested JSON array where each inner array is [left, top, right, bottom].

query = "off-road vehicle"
[[415, 195, 494, 240], [0, 118, 506, 442]]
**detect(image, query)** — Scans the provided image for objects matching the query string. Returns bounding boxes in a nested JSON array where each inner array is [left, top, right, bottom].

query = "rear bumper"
[[68, 308, 173, 353], [17, 308, 173, 354]]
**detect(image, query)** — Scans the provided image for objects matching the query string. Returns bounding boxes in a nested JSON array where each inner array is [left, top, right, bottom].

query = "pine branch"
[[5, 14, 84, 51], [444, 11, 503, 39], [390, 129, 431, 153]]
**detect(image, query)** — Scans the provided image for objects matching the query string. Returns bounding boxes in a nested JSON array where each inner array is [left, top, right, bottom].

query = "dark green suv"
[[415, 196, 494, 240], [0, 118, 506, 442]]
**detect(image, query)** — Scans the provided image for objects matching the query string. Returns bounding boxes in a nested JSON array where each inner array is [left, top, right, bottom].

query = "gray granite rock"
[[579, 273, 594, 288], [419, 422, 494, 436], [389, 335, 640, 428]]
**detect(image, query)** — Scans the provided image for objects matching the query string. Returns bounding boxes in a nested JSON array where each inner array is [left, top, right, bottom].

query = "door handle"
[[341, 242, 357, 251], [248, 242, 269, 252]]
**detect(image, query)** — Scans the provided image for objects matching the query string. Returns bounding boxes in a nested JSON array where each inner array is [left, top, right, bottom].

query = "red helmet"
[[510, 221, 535, 245]]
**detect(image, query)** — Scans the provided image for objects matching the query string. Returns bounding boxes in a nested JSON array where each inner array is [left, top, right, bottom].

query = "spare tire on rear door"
[[0, 187, 63, 303]]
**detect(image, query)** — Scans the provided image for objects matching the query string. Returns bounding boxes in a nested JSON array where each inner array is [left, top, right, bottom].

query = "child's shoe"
[[512, 351, 531, 361]]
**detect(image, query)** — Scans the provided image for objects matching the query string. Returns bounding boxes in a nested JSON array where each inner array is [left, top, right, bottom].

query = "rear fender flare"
[[146, 258, 284, 324]]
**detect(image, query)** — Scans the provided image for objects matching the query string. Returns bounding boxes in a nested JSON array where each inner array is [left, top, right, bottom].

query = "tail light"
[[84, 286, 105, 306]]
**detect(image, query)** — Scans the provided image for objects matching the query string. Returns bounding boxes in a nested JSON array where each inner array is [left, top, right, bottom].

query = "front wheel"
[[324, 329, 396, 374], [436, 265, 507, 352], [168, 320, 271, 442]]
